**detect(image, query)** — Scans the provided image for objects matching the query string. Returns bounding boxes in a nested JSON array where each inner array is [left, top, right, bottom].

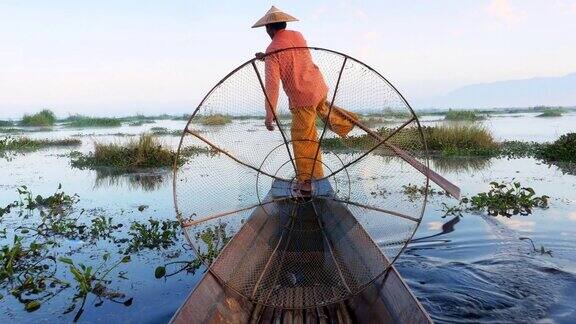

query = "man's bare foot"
[[292, 180, 312, 197]]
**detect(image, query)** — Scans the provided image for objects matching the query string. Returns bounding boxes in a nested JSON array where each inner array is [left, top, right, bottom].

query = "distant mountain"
[[420, 72, 576, 108]]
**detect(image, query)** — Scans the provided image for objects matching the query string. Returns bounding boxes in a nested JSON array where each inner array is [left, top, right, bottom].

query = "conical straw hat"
[[252, 6, 298, 28]]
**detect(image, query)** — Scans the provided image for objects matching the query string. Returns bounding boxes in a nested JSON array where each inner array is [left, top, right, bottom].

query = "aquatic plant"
[[401, 183, 446, 201], [537, 133, 576, 163], [0, 136, 81, 152], [150, 127, 182, 136], [536, 109, 563, 118], [498, 141, 544, 159], [427, 124, 498, 156], [20, 109, 56, 127], [126, 219, 181, 253], [446, 181, 549, 217], [64, 115, 122, 128], [88, 215, 123, 241], [321, 124, 499, 157], [0, 127, 51, 134], [0, 184, 166, 320], [444, 109, 486, 121], [59, 254, 132, 321], [70, 134, 179, 171], [154, 224, 230, 279], [180, 144, 220, 157], [199, 114, 232, 126]]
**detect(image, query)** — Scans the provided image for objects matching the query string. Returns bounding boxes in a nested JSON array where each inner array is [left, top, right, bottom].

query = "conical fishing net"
[[173, 47, 430, 309]]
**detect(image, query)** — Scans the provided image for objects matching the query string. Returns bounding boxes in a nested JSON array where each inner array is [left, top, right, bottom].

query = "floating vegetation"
[[442, 181, 549, 217], [64, 115, 122, 128], [322, 124, 498, 157], [59, 254, 132, 321], [154, 224, 230, 279], [536, 109, 563, 118], [127, 120, 156, 126], [0, 136, 81, 152], [125, 219, 180, 253], [122, 113, 174, 122], [0, 127, 51, 134], [20, 109, 56, 127], [150, 127, 181, 136], [428, 124, 498, 157], [402, 183, 446, 201], [498, 141, 544, 159], [323, 124, 576, 163], [180, 145, 220, 157], [0, 184, 189, 320], [70, 134, 179, 172], [199, 114, 232, 126], [538, 133, 576, 163], [444, 109, 486, 121]]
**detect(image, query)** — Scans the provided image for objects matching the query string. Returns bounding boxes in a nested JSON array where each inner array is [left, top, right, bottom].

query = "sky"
[[1, 0, 576, 118]]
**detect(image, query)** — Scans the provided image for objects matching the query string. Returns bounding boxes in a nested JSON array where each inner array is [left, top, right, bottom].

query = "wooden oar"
[[331, 106, 461, 199]]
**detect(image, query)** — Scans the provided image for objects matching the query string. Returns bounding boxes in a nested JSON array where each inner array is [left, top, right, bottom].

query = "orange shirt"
[[264, 30, 328, 111]]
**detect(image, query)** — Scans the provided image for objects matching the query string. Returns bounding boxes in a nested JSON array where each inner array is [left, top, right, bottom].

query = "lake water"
[[1, 112, 575, 323]]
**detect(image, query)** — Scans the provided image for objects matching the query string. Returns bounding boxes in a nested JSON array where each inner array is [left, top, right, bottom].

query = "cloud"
[[427, 221, 443, 231], [500, 218, 535, 232], [487, 0, 525, 26], [569, 212, 576, 221]]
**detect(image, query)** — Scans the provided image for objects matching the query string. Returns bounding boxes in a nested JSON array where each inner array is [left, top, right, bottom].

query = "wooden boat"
[[171, 179, 432, 323]]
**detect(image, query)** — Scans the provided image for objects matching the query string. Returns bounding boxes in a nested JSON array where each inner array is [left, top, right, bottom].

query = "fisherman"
[[253, 6, 358, 195]]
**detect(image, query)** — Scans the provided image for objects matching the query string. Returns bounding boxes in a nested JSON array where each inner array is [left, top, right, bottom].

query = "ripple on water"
[[397, 213, 576, 323]]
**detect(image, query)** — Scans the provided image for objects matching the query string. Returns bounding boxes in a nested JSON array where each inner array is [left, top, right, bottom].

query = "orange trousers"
[[290, 99, 358, 182]]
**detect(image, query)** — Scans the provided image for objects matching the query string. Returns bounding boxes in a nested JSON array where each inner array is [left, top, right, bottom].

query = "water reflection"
[[431, 157, 492, 173], [547, 161, 576, 176], [94, 169, 170, 191]]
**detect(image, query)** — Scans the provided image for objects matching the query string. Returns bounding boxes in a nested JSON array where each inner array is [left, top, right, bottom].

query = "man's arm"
[[264, 54, 280, 131]]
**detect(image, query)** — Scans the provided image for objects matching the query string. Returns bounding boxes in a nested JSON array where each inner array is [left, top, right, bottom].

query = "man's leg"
[[317, 100, 359, 138], [291, 106, 324, 183]]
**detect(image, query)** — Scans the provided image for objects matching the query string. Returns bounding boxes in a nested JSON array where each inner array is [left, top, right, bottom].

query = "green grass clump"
[[444, 109, 486, 121], [65, 115, 122, 128], [200, 114, 232, 126], [71, 134, 178, 171], [536, 109, 563, 118], [427, 124, 498, 156], [0, 137, 81, 151], [322, 124, 498, 157], [20, 109, 56, 127], [538, 133, 576, 163]]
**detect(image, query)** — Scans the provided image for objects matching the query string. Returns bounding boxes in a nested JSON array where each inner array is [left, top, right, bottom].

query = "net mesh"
[[173, 47, 430, 309]]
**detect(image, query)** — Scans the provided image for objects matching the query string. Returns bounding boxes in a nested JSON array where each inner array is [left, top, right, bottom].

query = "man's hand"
[[255, 52, 265, 61], [265, 115, 275, 131]]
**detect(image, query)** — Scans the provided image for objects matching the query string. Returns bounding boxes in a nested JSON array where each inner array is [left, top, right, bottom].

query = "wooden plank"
[[172, 198, 432, 324], [171, 271, 254, 324]]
